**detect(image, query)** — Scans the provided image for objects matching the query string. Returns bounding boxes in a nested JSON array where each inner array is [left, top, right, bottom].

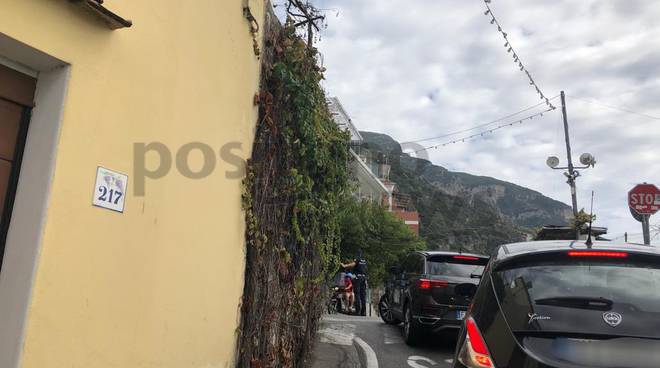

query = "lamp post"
[[546, 91, 596, 240]]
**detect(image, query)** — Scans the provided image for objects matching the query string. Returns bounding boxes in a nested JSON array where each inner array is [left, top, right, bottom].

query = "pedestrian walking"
[[341, 249, 368, 316]]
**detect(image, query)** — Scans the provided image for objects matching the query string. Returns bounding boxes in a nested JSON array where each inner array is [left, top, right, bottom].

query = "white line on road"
[[407, 355, 438, 368], [354, 337, 379, 368]]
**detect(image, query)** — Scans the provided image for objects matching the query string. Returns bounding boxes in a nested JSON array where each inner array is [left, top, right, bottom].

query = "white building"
[[327, 97, 392, 207]]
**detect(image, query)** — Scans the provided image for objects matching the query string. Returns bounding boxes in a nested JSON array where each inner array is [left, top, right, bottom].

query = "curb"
[[353, 336, 378, 368]]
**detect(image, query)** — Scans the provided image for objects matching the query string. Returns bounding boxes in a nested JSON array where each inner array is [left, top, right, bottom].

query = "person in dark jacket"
[[341, 250, 368, 316]]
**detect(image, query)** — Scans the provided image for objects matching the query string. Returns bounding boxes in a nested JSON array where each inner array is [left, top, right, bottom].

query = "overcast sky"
[[286, 0, 660, 243]]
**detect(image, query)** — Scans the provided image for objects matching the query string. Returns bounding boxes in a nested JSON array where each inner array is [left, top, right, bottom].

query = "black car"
[[453, 240, 660, 368], [378, 251, 489, 345]]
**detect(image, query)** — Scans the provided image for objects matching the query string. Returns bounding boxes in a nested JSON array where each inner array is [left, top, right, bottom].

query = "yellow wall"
[[0, 0, 264, 367]]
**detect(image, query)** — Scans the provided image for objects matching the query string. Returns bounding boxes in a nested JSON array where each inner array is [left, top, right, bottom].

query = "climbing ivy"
[[236, 18, 349, 367]]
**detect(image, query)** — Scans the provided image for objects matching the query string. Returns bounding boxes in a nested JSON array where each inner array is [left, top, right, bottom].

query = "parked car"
[[453, 240, 660, 368], [378, 251, 489, 345]]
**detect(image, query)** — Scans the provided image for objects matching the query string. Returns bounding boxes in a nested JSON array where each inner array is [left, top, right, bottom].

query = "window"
[[427, 255, 488, 277], [0, 63, 36, 271]]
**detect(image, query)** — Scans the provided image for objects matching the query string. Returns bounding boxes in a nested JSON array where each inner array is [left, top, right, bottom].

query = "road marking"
[[354, 336, 379, 368], [407, 355, 438, 368], [382, 325, 403, 344], [444, 358, 454, 364], [318, 323, 356, 346]]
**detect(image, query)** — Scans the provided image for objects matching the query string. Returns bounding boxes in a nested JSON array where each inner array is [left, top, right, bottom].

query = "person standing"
[[342, 250, 368, 316]]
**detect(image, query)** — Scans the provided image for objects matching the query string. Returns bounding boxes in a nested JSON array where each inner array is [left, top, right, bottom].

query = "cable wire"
[[414, 107, 556, 153], [405, 95, 559, 144], [570, 96, 660, 121]]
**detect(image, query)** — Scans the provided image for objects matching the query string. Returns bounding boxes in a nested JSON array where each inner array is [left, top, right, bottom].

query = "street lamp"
[[547, 152, 596, 238], [579, 153, 596, 168]]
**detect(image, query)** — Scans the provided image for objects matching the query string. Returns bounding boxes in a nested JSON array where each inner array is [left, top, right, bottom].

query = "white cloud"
[[310, 0, 660, 243]]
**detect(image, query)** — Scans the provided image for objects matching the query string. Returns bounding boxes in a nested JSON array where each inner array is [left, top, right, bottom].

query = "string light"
[[404, 95, 559, 144], [414, 107, 555, 153], [483, 0, 556, 110]]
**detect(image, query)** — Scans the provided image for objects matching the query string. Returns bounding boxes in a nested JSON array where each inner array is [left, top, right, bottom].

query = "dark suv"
[[379, 251, 489, 345], [453, 240, 660, 368]]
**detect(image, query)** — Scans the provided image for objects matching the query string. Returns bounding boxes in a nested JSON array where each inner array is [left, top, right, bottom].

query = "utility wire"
[[405, 95, 559, 144], [414, 107, 555, 153], [483, 0, 555, 110], [570, 96, 660, 121]]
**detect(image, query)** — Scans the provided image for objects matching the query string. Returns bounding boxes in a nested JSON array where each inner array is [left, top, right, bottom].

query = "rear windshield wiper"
[[534, 296, 613, 311]]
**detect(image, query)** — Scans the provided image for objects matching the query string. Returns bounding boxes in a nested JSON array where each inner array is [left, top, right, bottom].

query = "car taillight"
[[417, 279, 448, 289], [458, 317, 493, 367], [454, 255, 480, 261], [568, 251, 628, 258]]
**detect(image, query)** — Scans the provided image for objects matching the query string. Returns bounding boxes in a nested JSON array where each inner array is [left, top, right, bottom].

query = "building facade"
[[328, 97, 420, 235], [328, 97, 392, 206], [0, 1, 265, 367]]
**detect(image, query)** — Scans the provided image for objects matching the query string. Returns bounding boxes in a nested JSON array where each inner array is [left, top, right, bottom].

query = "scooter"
[[327, 286, 346, 314]]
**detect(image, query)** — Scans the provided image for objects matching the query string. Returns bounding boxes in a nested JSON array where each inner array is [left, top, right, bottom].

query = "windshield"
[[495, 262, 660, 314], [427, 256, 487, 277]]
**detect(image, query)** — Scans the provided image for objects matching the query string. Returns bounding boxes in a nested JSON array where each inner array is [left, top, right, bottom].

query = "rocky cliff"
[[360, 131, 572, 253]]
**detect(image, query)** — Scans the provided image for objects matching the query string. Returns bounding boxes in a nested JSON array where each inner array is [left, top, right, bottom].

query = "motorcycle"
[[327, 285, 346, 314], [327, 271, 355, 314]]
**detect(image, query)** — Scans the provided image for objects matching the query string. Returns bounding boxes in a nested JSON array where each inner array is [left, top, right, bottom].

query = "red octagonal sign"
[[629, 184, 660, 215]]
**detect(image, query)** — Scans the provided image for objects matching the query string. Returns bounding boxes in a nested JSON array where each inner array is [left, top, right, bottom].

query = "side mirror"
[[388, 266, 400, 275], [455, 283, 478, 299]]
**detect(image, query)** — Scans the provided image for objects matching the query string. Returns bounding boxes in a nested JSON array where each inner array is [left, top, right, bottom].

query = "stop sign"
[[628, 184, 660, 215]]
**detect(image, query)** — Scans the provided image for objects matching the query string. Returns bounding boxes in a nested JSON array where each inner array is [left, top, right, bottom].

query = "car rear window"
[[427, 255, 488, 277], [495, 261, 660, 313], [492, 255, 660, 337]]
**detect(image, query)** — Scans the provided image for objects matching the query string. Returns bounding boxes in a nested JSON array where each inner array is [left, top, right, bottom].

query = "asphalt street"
[[312, 314, 458, 368]]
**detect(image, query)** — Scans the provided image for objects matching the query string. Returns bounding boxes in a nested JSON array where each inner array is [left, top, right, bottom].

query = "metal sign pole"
[[642, 215, 651, 246]]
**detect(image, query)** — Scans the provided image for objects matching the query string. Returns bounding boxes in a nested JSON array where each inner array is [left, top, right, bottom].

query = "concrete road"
[[312, 314, 457, 368]]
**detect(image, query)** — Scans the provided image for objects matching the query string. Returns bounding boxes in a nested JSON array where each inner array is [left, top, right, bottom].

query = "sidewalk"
[[311, 314, 361, 367], [310, 340, 361, 368], [311, 314, 381, 368]]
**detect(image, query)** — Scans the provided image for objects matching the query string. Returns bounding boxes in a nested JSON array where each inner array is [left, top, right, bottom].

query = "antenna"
[[586, 191, 595, 248]]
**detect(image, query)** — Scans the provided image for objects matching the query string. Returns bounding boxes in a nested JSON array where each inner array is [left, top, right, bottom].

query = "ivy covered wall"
[[236, 11, 350, 367]]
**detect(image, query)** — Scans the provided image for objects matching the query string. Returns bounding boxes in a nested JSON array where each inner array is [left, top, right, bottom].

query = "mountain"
[[360, 131, 572, 253]]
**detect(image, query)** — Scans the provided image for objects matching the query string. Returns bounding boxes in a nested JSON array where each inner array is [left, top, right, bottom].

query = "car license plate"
[[456, 311, 466, 320]]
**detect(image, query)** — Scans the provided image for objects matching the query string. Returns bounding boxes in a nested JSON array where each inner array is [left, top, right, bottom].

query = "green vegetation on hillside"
[[388, 159, 525, 254], [360, 132, 534, 254], [361, 131, 571, 229]]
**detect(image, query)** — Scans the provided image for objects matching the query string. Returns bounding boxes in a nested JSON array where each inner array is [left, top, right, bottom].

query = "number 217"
[[98, 186, 123, 205]]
